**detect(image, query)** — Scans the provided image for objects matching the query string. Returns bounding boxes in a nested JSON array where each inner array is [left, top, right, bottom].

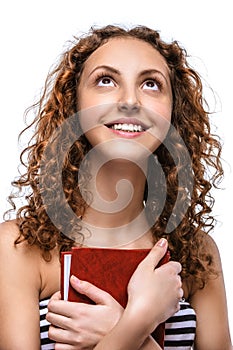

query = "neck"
[[79, 157, 153, 247]]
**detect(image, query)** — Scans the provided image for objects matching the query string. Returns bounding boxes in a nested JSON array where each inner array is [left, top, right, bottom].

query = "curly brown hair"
[[6, 25, 223, 288]]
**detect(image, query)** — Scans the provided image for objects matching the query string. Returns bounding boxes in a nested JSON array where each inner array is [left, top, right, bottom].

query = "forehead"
[[82, 37, 170, 76]]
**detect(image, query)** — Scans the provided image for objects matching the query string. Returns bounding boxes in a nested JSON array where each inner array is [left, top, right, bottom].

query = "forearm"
[[94, 306, 160, 350], [139, 336, 162, 350]]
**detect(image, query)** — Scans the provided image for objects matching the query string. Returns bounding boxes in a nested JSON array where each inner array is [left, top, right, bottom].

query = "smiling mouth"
[[106, 123, 146, 133]]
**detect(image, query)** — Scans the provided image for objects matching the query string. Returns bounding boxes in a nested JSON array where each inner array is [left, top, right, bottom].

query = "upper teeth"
[[111, 123, 143, 132]]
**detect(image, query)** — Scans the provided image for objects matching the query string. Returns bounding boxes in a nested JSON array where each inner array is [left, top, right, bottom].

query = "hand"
[[92, 240, 182, 350], [126, 238, 183, 334], [46, 277, 123, 350]]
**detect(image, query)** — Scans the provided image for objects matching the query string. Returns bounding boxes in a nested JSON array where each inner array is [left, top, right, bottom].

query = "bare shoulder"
[[0, 219, 41, 265], [0, 220, 44, 348], [0, 220, 61, 348], [195, 229, 218, 248], [0, 219, 42, 290], [0, 219, 60, 292], [0, 219, 20, 241], [196, 230, 222, 269], [190, 231, 232, 348], [0, 219, 24, 253]]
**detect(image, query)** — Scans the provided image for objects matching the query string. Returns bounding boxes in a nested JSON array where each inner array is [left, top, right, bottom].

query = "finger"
[[47, 298, 77, 318], [164, 261, 182, 275], [55, 343, 75, 350], [178, 288, 184, 300], [50, 291, 61, 301], [48, 325, 71, 344], [46, 311, 70, 329], [70, 275, 117, 306], [54, 342, 75, 350], [175, 301, 181, 314], [142, 238, 168, 268]]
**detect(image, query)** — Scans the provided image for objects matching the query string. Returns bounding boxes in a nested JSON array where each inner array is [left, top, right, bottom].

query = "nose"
[[117, 86, 141, 115], [118, 102, 140, 114]]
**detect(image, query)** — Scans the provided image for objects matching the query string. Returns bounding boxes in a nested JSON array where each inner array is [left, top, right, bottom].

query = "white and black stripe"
[[164, 301, 196, 349], [39, 299, 196, 350], [39, 299, 55, 350]]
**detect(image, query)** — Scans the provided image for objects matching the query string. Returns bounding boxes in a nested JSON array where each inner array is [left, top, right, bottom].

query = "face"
[[77, 37, 173, 155]]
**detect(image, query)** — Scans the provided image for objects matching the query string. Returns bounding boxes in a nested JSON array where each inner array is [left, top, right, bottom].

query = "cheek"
[[83, 126, 116, 150], [146, 105, 172, 141], [84, 127, 102, 147], [148, 98, 172, 123], [145, 101, 172, 148], [77, 89, 117, 112], [76, 84, 94, 111], [77, 90, 93, 111]]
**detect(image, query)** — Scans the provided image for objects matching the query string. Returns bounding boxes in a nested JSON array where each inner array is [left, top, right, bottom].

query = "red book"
[[61, 247, 170, 348]]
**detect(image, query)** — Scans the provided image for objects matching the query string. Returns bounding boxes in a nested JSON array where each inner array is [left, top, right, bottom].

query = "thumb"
[[144, 238, 169, 268], [70, 275, 115, 305]]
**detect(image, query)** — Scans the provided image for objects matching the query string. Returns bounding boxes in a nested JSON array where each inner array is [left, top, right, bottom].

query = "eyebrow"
[[88, 65, 120, 78], [139, 69, 169, 84], [88, 65, 169, 84]]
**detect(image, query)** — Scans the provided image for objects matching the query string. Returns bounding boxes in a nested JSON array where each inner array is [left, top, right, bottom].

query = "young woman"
[[0, 25, 231, 350]]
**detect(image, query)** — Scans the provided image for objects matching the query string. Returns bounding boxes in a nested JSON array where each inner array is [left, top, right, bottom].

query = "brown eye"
[[142, 80, 159, 91], [97, 77, 114, 87]]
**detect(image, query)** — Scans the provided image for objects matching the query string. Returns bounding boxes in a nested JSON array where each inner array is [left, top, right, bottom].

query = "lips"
[[110, 123, 144, 132], [104, 118, 149, 133]]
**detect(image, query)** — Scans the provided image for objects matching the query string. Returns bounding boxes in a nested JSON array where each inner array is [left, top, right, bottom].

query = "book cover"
[[61, 247, 170, 348]]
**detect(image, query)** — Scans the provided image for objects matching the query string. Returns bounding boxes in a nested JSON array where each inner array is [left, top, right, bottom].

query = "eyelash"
[[95, 72, 115, 85], [94, 72, 164, 91], [143, 78, 163, 91]]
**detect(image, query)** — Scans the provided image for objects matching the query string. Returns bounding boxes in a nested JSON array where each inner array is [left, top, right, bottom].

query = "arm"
[[94, 239, 182, 350], [47, 281, 125, 349], [0, 221, 41, 350], [191, 234, 232, 350], [48, 277, 160, 350], [47, 239, 182, 350]]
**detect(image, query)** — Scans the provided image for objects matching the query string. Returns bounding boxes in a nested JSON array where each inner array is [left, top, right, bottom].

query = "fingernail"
[[71, 275, 80, 284], [156, 238, 167, 247]]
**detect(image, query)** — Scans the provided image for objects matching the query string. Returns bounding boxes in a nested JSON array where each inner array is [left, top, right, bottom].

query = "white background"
[[0, 0, 232, 338]]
